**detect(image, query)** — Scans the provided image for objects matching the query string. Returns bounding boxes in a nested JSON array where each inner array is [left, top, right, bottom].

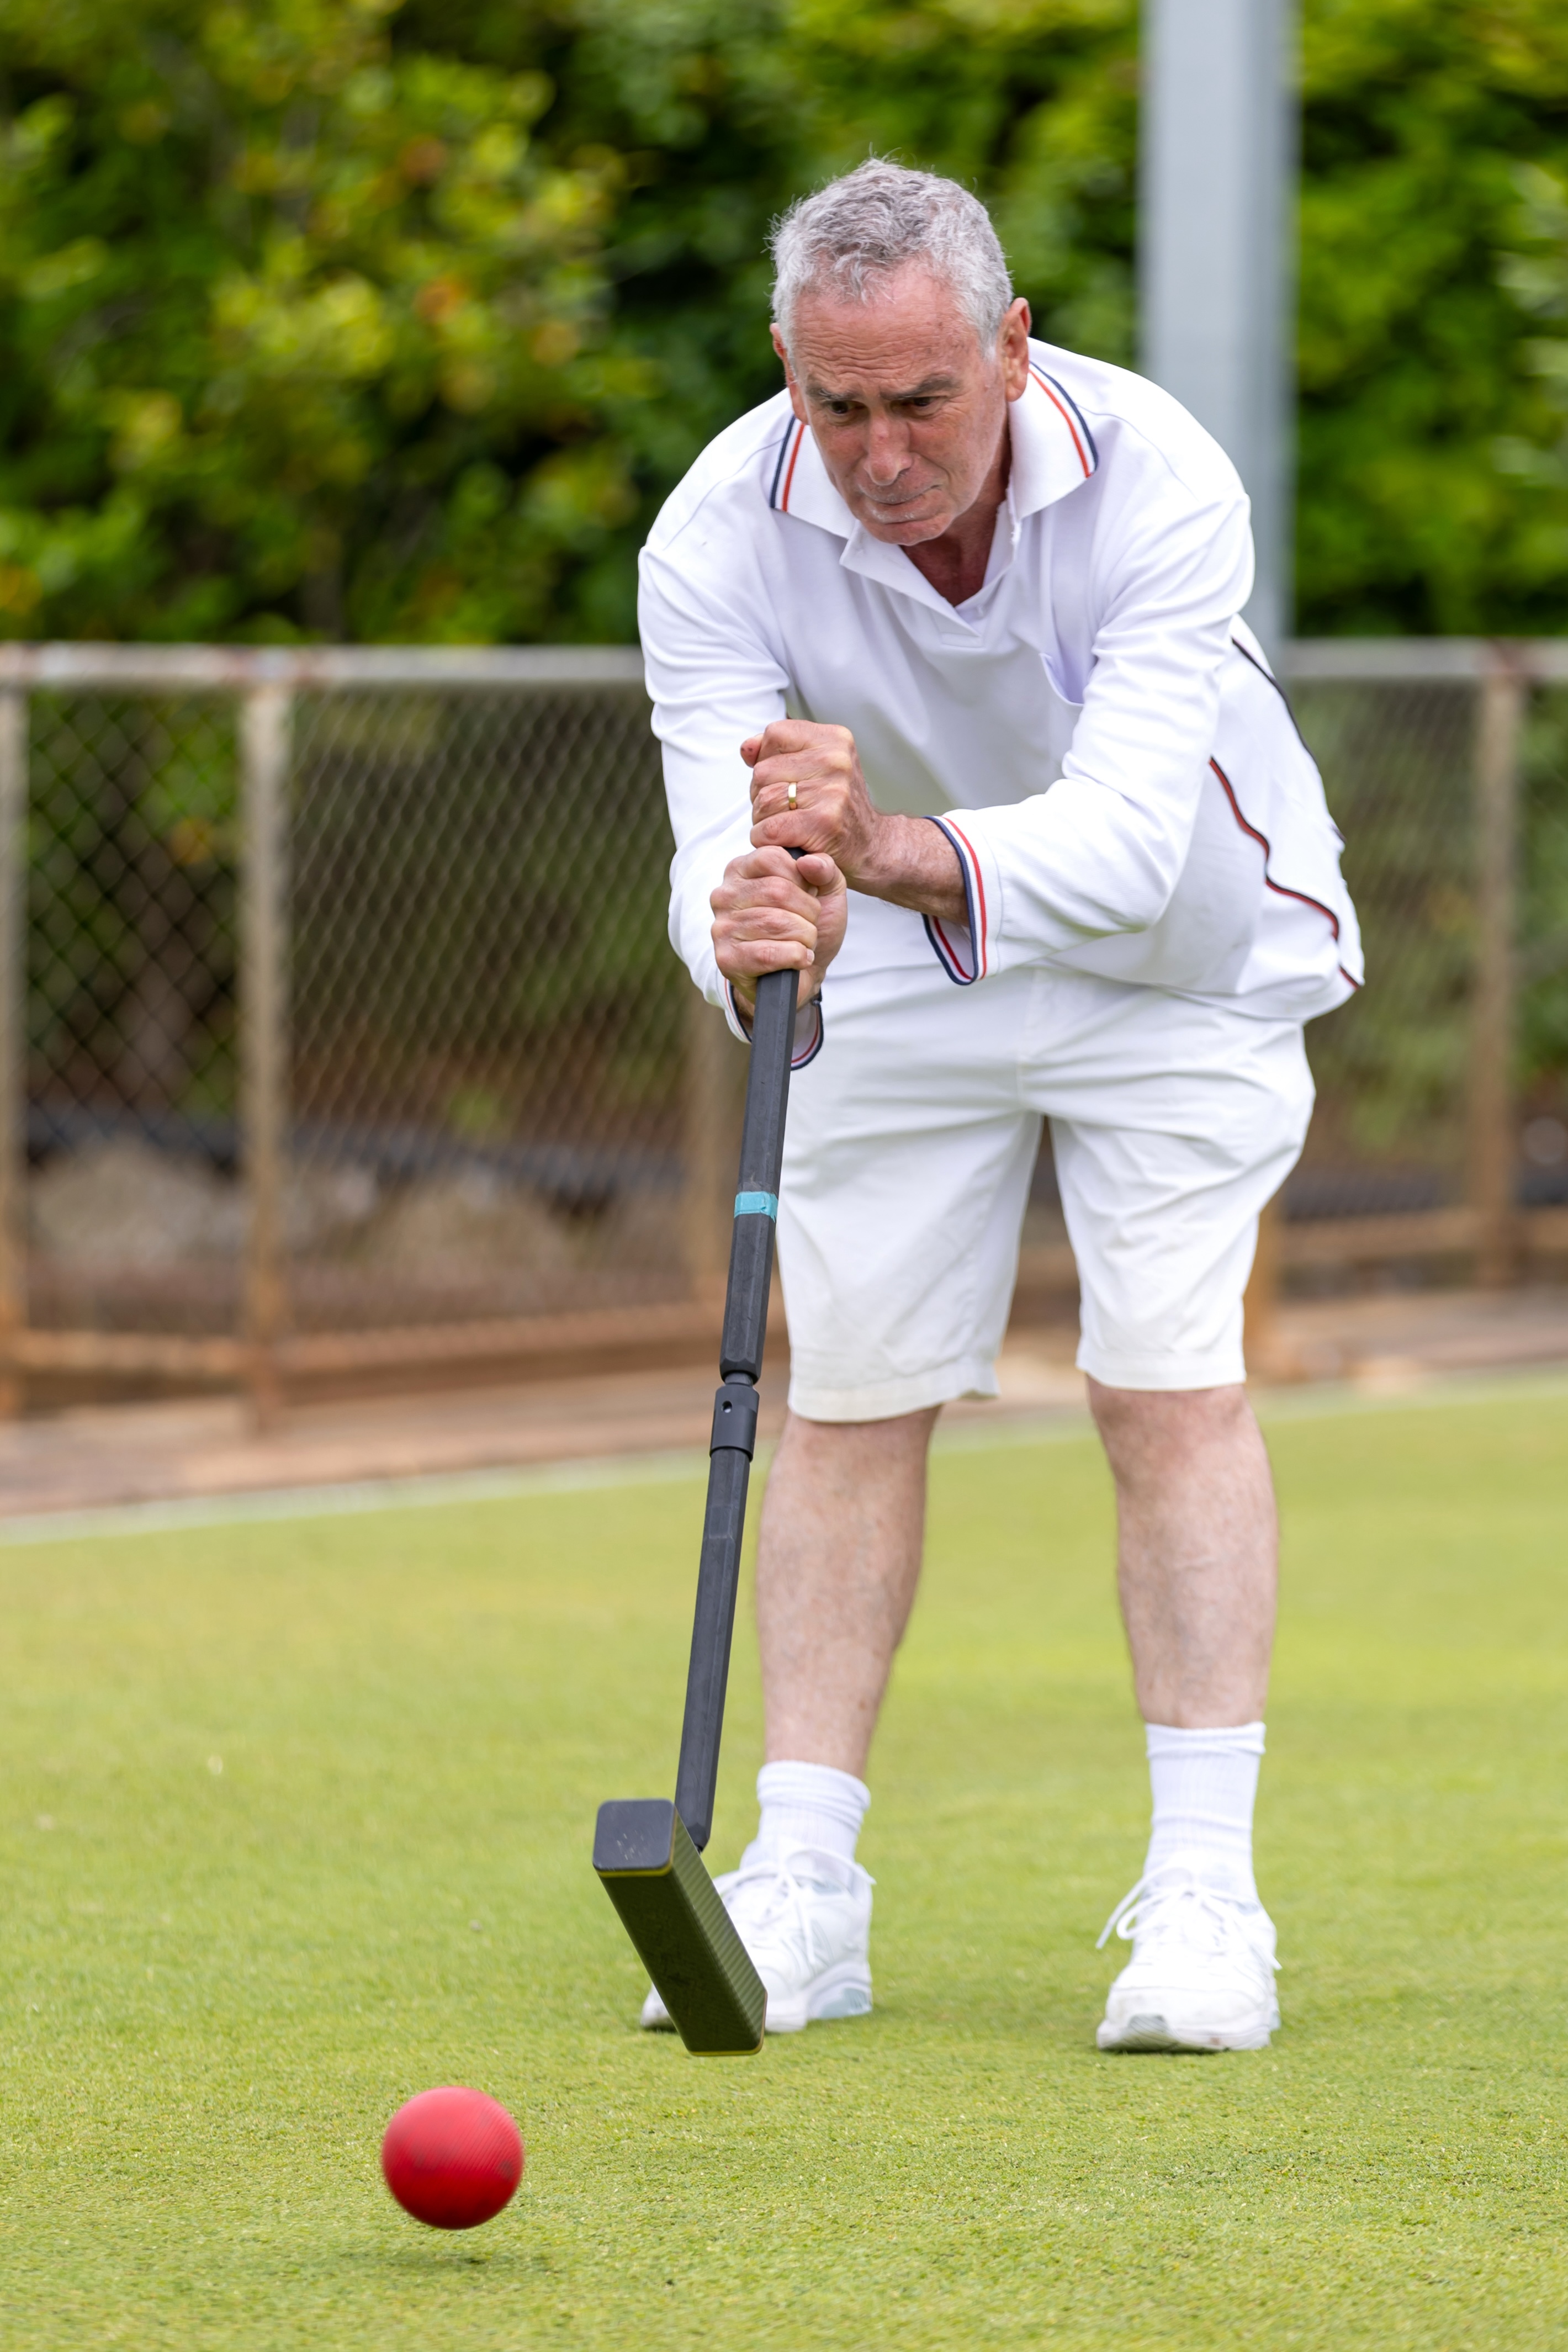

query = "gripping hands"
[[711, 720, 966, 1018]]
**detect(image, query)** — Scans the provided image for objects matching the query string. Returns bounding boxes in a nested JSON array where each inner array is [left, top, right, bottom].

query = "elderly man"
[[638, 161, 1359, 2052]]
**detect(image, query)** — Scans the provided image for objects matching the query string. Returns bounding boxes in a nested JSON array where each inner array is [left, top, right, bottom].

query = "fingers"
[[711, 853, 820, 967], [748, 763, 854, 847], [744, 719, 854, 766], [715, 929, 815, 982], [788, 850, 844, 897], [741, 724, 855, 803], [709, 845, 845, 986], [750, 773, 811, 828], [748, 745, 855, 806], [743, 723, 862, 868], [713, 844, 825, 897]]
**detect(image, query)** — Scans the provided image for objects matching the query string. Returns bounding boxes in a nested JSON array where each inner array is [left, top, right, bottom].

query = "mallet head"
[[594, 1798, 765, 2054]]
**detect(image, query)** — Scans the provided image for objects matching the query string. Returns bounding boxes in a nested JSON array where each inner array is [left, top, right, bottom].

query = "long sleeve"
[[927, 434, 1256, 981], [639, 507, 790, 1037]]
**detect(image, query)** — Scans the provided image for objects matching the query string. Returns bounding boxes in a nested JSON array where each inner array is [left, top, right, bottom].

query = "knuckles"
[[756, 720, 853, 755], [711, 877, 815, 914], [716, 910, 816, 938]]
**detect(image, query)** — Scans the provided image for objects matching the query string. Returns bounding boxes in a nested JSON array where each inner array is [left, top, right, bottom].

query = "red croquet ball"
[[380, 2086, 525, 2230]]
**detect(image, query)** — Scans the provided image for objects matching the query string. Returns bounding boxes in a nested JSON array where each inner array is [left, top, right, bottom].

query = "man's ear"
[[771, 323, 809, 425], [1000, 297, 1032, 402]]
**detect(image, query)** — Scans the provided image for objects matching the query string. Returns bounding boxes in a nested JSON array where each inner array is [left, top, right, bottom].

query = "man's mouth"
[[860, 483, 944, 515]]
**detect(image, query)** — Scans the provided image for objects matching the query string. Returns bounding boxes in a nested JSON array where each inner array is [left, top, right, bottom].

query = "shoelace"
[[722, 1848, 867, 1974], [1096, 1868, 1281, 1979]]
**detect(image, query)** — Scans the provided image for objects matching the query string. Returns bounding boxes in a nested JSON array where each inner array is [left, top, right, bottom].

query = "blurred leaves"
[[1296, 2, 1568, 634], [0, 0, 1566, 641], [0, 0, 631, 641], [1496, 161, 1568, 517]]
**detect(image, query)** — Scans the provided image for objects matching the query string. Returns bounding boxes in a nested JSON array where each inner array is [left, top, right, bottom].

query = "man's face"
[[772, 270, 1031, 547]]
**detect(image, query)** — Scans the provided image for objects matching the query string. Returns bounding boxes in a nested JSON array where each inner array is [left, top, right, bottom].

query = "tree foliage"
[[0, 0, 1566, 642], [0, 0, 642, 639]]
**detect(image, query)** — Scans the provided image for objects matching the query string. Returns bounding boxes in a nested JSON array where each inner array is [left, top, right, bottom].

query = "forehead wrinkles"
[[788, 279, 981, 385]]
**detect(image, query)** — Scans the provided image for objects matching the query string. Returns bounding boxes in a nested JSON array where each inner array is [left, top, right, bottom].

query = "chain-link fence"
[[1273, 645, 1568, 1300], [24, 687, 242, 1341], [0, 648, 746, 1411], [0, 639, 1565, 1412], [285, 680, 698, 1334]]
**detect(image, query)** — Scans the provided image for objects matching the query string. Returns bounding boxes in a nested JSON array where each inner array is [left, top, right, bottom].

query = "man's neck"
[[900, 423, 1010, 609]]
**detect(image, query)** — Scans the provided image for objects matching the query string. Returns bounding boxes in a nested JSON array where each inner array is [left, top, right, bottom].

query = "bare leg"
[[756, 1406, 939, 1777], [1088, 1379, 1276, 1726]]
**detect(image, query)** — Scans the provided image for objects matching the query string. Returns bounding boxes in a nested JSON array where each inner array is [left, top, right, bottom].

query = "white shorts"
[[778, 896, 1314, 1421]]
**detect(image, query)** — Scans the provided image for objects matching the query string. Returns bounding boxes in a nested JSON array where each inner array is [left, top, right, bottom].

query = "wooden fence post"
[[1468, 650, 1525, 1288], [240, 684, 293, 1427], [0, 690, 25, 1418]]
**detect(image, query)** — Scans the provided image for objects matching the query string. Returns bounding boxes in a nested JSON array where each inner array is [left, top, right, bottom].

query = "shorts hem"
[[787, 1354, 999, 1424], [1076, 1342, 1247, 1392]]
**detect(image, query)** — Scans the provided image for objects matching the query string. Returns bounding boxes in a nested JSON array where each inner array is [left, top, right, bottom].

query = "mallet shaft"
[[675, 966, 799, 1850]]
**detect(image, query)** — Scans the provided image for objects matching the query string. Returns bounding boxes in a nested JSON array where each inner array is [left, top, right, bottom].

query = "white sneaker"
[[1095, 1866, 1281, 2052], [639, 1845, 873, 2035]]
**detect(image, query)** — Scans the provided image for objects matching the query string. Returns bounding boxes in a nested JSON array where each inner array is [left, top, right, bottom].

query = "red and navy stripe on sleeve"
[[921, 815, 989, 984]]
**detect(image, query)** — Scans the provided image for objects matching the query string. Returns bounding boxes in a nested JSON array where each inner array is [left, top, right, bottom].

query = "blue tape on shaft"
[[734, 1191, 778, 1220]]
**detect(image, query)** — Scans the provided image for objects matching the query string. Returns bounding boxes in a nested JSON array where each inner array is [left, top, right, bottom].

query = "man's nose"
[[862, 417, 911, 486]]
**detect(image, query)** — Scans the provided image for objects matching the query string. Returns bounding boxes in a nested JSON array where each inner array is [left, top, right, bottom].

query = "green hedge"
[[1, 0, 1566, 645]]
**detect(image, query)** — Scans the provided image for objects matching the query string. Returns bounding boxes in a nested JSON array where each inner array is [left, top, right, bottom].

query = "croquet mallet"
[[592, 960, 803, 2053]]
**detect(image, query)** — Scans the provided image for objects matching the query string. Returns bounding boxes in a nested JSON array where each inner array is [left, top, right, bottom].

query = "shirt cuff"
[[721, 977, 753, 1045], [920, 815, 998, 984], [791, 995, 824, 1068], [723, 979, 825, 1067]]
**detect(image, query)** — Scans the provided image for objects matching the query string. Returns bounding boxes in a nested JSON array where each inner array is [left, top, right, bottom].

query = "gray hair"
[[770, 160, 1014, 352]]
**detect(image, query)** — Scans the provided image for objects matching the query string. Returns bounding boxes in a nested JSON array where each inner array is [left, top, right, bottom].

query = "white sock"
[[743, 1760, 870, 1868], [1143, 1721, 1265, 1903]]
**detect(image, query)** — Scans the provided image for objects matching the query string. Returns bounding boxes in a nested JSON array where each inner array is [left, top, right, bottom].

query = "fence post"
[[682, 989, 738, 1306], [1468, 649, 1525, 1288], [0, 691, 25, 1418], [240, 684, 292, 1426]]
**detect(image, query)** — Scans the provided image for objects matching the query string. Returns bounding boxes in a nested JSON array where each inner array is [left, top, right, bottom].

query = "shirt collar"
[[1010, 357, 1100, 512], [767, 352, 1099, 544]]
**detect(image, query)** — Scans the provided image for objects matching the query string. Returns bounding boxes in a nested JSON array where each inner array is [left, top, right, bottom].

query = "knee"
[[781, 1403, 940, 1476], [1087, 1378, 1251, 1481]]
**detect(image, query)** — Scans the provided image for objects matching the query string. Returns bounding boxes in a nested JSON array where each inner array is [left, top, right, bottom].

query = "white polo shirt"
[[639, 341, 1362, 1048]]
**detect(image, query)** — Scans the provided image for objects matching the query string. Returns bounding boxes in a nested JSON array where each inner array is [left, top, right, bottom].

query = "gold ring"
[[787, 782, 798, 812]]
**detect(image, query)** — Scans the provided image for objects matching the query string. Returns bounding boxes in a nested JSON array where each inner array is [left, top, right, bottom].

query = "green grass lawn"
[[2, 1382, 1567, 2349]]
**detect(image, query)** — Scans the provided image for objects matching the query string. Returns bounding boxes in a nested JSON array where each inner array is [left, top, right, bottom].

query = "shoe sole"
[[640, 1959, 871, 2037], [1097, 2007, 1278, 2054], [762, 1959, 872, 2035]]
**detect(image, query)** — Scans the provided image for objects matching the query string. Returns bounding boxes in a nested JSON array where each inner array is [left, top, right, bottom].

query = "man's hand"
[[710, 844, 847, 1022], [742, 719, 965, 923]]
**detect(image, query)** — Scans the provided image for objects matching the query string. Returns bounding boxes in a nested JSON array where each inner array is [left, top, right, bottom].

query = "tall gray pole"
[[240, 683, 292, 1428], [1139, 0, 1298, 658]]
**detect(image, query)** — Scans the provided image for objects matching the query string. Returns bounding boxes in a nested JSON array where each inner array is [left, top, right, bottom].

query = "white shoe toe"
[[634, 1845, 874, 2037], [639, 1983, 675, 2031], [1095, 1868, 1280, 2054]]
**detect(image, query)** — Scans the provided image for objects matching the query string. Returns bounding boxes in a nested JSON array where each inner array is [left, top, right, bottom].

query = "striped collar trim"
[[1011, 363, 1099, 512], [764, 356, 1098, 536], [766, 416, 809, 513]]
